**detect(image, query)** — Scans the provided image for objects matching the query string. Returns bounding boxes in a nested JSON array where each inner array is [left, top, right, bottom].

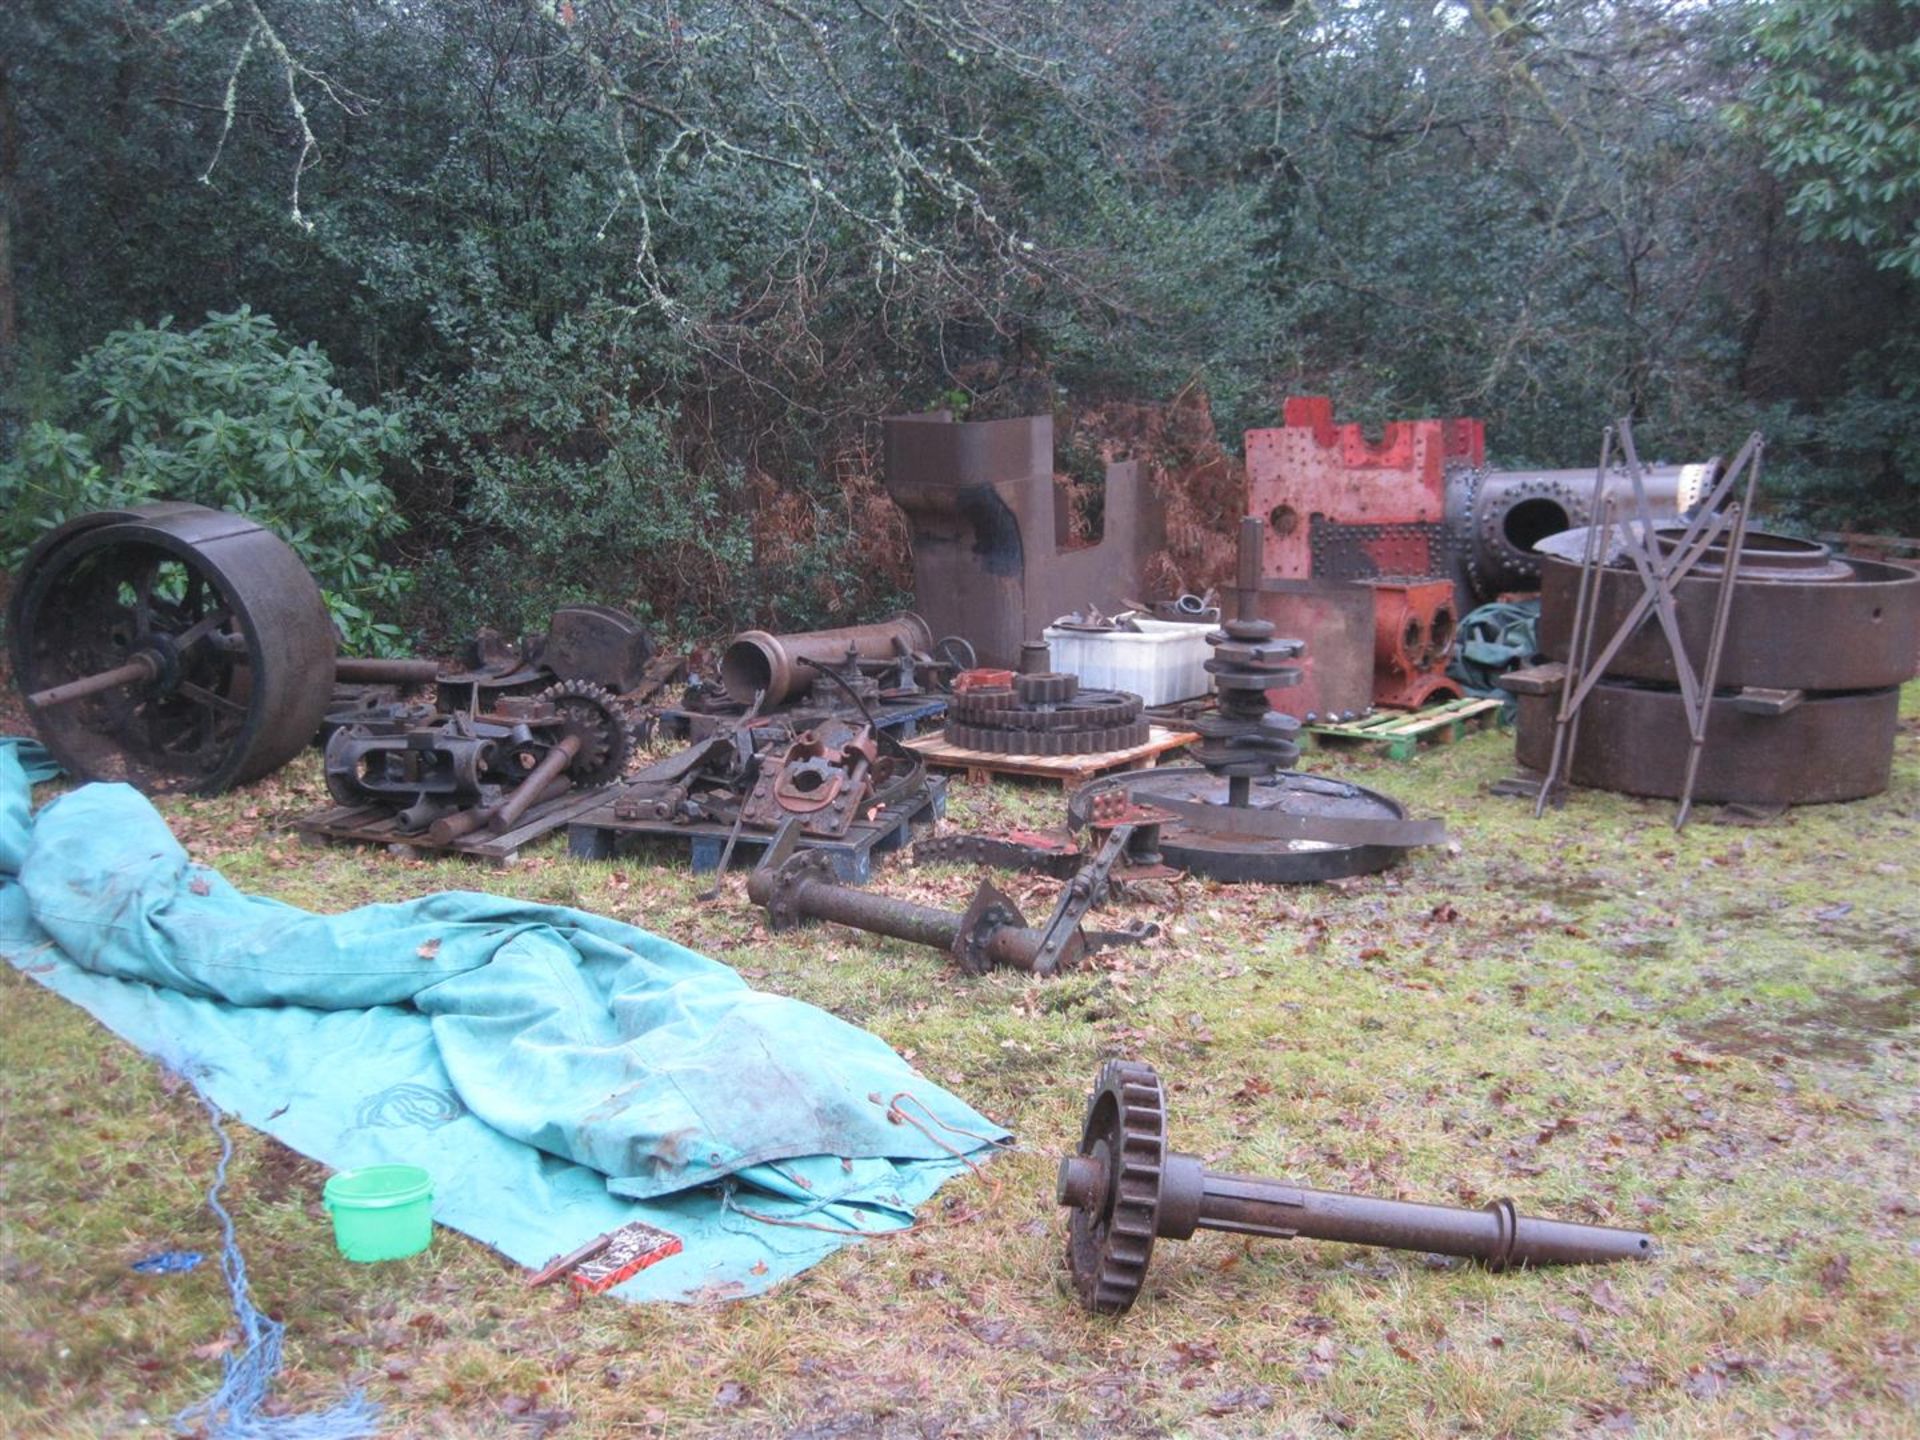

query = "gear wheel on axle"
[[1060, 1058, 1169, 1315], [537, 679, 630, 786]]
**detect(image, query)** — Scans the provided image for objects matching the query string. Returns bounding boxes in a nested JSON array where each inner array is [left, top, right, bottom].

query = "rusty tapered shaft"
[[1059, 1149, 1652, 1268]]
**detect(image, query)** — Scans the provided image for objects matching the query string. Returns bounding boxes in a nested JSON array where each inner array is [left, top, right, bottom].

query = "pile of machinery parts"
[[1501, 424, 1920, 820], [665, 614, 972, 742], [566, 708, 946, 883], [6, 501, 672, 804], [1241, 396, 1719, 718], [749, 813, 1155, 976], [929, 519, 1446, 884], [323, 681, 631, 842], [944, 670, 1150, 756], [8, 503, 444, 794], [1058, 1059, 1655, 1315]]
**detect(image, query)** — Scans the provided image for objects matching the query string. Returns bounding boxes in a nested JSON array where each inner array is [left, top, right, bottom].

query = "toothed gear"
[[947, 719, 1148, 755], [1014, 671, 1079, 705], [1061, 1059, 1168, 1315], [948, 687, 1022, 721], [537, 679, 630, 785], [994, 692, 1143, 731]]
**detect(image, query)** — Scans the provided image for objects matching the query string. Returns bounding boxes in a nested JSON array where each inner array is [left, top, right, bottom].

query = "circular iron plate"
[[1067, 764, 1420, 883]]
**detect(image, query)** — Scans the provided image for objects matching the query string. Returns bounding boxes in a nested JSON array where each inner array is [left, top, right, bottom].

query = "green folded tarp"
[[0, 745, 1006, 1301]]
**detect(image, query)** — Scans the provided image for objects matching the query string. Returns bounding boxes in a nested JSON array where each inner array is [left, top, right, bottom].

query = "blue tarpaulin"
[[0, 746, 1006, 1301]]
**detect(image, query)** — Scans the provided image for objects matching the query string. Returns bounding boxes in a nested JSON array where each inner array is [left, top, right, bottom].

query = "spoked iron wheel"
[[9, 503, 337, 794]]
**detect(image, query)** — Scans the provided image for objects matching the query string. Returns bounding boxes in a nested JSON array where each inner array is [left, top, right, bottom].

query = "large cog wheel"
[[537, 679, 630, 786], [1060, 1058, 1168, 1315]]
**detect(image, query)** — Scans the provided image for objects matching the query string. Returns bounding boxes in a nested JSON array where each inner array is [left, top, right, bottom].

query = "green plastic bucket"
[[322, 1164, 434, 1262]]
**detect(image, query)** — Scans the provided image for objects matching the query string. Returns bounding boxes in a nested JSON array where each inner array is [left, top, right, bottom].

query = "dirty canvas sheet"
[[0, 748, 1005, 1301]]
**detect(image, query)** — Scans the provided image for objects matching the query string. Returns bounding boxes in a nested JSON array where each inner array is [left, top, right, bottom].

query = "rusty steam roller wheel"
[[9, 503, 338, 794]]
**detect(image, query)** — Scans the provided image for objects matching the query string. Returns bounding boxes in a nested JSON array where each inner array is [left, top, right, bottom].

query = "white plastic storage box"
[[1041, 618, 1214, 706]]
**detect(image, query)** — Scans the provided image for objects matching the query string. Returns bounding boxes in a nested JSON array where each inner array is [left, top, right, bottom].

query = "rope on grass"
[[173, 1083, 382, 1440]]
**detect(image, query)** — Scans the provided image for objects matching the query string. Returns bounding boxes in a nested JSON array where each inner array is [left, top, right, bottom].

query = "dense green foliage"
[[1, 0, 1915, 642], [0, 309, 411, 650]]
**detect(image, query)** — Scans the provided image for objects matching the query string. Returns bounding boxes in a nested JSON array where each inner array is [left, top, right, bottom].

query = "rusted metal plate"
[[883, 413, 1167, 670], [1511, 684, 1899, 805], [1245, 581, 1375, 722]]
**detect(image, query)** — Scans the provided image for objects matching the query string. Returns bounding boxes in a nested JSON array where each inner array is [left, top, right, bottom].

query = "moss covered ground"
[[3, 690, 1917, 1438]]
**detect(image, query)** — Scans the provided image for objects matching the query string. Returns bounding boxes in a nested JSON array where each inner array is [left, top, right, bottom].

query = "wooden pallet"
[[294, 784, 609, 867], [906, 725, 1198, 790], [565, 778, 946, 885], [1304, 696, 1504, 760]]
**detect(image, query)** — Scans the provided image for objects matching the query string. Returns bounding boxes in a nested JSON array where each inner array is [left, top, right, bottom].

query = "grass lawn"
[[3, 690, 1917, 1438]]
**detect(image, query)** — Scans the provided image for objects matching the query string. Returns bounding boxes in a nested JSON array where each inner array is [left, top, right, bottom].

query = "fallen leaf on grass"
[[1670, 1049, 1726, 1070], [713, 1381, 753, 1410], [1204, 1387, 1273, 1417], [1579, 1400, 1637, 1432], [1172, 1338, 1220, 1368], [1817, 1253, 1852, 1293], [190, 1335, 236, 1361]]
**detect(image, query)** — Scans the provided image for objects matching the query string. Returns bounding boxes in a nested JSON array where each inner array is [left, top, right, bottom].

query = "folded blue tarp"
[[0, 744, 1005, 1301]]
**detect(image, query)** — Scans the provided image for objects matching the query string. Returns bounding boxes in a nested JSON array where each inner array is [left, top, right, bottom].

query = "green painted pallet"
[[1303, 695, 1505, 760]]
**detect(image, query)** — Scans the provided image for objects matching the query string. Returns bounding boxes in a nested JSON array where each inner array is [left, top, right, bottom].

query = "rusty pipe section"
[[1458, 462, 1718, 595], [429, 776, 572, 846], [720, 613, 933, 706], [489, 735, 581, 833]]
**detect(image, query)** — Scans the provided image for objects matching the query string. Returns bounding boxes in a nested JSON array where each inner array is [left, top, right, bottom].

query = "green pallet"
[[1303, 696, 1505, 760]]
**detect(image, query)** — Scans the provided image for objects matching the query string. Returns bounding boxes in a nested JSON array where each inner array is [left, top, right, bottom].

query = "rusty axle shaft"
[[1057, 1152, 1651, 1270], [1059, 1060, 1652, 1314]]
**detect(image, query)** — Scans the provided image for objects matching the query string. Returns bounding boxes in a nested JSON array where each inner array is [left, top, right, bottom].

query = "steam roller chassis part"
[[1511, 683, 1900, 806], [1058, 1059, 1653, 1316], [1065, 765, 1438, 883], [9, 503, 337, 794]]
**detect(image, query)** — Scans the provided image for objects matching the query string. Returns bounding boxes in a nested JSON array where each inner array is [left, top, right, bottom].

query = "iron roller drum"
[[1535, 528, 1920, 692], [10, 503, 336, 793], [1511, 683, 1901, 806]]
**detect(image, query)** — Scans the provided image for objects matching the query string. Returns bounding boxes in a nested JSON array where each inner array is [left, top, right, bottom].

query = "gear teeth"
[[1065, 1058, 1169, 1315], [536, 679, 630, 786]]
